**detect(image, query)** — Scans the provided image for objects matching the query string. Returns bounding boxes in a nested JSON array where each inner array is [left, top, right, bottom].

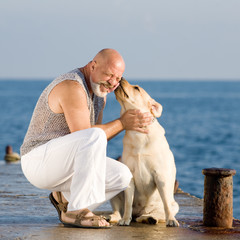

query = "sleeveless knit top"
[[20, 68, 105, 156]]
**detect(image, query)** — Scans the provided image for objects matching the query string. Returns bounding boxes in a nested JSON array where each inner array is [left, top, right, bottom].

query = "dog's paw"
[[108, 213, 121, 223], [166, 218, 179, 227], [147, 217, 158, 224], [118, 218, 131, 226], [136, 216, 158, 224]]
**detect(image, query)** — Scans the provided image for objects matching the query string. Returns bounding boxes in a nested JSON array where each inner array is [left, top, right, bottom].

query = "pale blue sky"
[[1, 0, 240, 80]]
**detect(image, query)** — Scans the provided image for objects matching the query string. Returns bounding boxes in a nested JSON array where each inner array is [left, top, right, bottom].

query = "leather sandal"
[[62, 209, 112, 229], [49, 192, 68, 223]]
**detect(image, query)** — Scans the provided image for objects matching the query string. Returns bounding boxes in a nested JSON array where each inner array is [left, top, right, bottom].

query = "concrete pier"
[[1, 161, 240, 240]]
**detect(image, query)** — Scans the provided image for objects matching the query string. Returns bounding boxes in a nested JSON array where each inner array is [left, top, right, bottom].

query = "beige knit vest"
[[20, 68, 104, 156]]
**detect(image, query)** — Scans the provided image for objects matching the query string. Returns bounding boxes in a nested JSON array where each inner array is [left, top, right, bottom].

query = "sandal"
[[49, 192, 68, 223], [62, 209, 112, 229], [49, 192, 111, 228]]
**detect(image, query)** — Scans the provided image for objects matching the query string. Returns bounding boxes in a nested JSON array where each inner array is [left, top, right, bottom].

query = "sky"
[[0, 0, 240, 80]]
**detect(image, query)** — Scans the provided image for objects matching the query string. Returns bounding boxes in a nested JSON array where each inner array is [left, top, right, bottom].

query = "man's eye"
[[134, 86, 140, 91]]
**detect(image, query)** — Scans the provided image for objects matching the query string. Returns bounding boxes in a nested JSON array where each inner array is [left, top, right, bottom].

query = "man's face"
[[89, 76, 108, 98], [90, 60, 124, 97]]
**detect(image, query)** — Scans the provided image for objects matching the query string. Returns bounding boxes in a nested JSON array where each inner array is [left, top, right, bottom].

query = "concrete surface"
[[0, 161, 240, 240]]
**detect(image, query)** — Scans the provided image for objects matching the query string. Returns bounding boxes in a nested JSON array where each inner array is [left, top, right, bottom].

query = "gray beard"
[[90, 77, 108, 98]]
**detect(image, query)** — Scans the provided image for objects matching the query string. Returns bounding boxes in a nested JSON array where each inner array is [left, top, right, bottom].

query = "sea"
[[0, 79, 240, 218]]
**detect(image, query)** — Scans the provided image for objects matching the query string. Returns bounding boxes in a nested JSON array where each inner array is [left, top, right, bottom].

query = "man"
[[20, 49, 153, 228]]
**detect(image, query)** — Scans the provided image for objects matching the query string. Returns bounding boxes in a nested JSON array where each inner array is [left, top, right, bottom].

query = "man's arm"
[[94, 96, 152, 140], [94, 109, 151, 140], [48, 80, 152, 140], [48, 80, 92, 132], [94, 97, 123, 140], [94, 96, 122, 140]]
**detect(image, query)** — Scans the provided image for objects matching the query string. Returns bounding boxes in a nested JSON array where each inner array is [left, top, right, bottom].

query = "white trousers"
[[21, 128, 132, 211]]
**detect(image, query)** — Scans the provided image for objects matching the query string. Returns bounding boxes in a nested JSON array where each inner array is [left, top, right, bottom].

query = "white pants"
[[21, 128, 132, 211]]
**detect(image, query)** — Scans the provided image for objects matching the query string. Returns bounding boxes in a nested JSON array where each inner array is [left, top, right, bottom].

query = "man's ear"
[[90, 60, 97, 71], [149, 99, 162, 118]]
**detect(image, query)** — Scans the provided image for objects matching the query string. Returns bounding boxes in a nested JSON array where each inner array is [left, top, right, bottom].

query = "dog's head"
[[114, 78, 162, 118]]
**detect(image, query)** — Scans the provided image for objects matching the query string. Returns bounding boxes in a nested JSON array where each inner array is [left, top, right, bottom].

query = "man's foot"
[[49, 192, 68, 222], [62, 209, 111, 228], [50, 192, 110, 228], [52, 191, 68, 207]]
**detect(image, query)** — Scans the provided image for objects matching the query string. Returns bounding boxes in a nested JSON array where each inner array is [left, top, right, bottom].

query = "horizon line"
[[0, 77, 240, 82]]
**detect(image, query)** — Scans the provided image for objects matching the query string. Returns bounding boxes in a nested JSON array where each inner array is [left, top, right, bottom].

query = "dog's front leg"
[[118, 178, 135, 226], [154, 175, 179, 227], [109, 193, 123, 223]]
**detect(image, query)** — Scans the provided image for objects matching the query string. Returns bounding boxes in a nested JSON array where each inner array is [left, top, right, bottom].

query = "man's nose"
[[108, 78, 118, 87]]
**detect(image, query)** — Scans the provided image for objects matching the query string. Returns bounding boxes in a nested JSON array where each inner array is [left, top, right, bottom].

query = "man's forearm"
[[93, 118, 124, 140]]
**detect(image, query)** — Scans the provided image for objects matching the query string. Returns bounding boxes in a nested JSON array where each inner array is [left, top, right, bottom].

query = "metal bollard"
[[202, 168, 236, 228]]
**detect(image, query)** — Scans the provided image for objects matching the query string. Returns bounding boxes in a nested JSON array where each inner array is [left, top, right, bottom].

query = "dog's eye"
[[134, 86, 140, 91]]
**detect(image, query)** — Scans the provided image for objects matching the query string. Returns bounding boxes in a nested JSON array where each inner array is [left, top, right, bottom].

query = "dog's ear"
[[149, 99, 162, 118]]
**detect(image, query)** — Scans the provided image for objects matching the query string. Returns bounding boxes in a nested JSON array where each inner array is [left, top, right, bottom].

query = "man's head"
[[89, 49, 125, 97]]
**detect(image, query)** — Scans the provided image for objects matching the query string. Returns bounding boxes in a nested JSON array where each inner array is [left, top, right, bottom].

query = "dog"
[[109, 78, 179, 227]]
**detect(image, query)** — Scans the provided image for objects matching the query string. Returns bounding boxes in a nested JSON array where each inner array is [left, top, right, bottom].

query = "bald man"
[[20, 49, 153, 228]]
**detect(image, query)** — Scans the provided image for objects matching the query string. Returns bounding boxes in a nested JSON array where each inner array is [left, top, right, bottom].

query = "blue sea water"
[[0, 80, 240, 218]]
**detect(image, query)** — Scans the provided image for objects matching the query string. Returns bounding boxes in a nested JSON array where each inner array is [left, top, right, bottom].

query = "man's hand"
[[120, 109, 154, 134]]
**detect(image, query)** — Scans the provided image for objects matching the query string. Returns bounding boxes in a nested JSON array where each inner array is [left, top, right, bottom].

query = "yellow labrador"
[[110, 78, 179, 227]]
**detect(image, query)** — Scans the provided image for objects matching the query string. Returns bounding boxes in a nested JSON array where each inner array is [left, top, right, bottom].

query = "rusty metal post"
[[202, 168, 236, 228]]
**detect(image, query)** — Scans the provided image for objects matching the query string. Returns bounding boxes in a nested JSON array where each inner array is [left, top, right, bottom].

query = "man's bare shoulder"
[[56, 79, 84, 91], [49, 80, 87, 114]]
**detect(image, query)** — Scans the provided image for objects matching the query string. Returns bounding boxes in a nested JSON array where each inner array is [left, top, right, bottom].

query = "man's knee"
[[75, 127, 107, 149], [88, 128, 107, 146]]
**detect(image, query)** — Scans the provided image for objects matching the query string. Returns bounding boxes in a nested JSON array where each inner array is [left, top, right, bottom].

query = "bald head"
[[82, 49, 125, 96], [93, 48, 125, 72]]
